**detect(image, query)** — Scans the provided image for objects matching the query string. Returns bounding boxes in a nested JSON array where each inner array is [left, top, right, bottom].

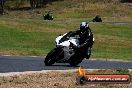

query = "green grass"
[[44, 0, 132, 20], [0, 25, 56, 55], [90, 23, 132, 60], [0, 18, 131, 60], [0, 0, 131, 60]]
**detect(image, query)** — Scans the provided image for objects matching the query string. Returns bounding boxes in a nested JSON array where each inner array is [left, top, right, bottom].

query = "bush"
[[115, 68, 129, 74], [5, 0, 29, 9], [120, 0, 132, 3]]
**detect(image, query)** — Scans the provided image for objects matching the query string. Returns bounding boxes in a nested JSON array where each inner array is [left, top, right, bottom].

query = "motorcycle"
[[44, 31, 94, 66]]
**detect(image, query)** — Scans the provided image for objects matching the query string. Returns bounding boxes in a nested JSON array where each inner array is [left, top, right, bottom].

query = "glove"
[[73, 45, 78, 50]]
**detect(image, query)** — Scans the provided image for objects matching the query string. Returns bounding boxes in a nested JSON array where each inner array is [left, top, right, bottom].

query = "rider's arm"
[[74, 30, 93, 49], [77, 38, 90, 48]]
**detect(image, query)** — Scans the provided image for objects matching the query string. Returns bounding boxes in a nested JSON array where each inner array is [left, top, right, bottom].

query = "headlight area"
[[56, 45, 64, 48]]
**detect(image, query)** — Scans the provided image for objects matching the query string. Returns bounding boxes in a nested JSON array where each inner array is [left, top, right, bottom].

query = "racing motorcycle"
[[44, 31, 94, 66]]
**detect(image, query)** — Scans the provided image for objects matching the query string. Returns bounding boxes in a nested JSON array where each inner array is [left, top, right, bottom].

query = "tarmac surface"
[[0, 56, 132, 73]]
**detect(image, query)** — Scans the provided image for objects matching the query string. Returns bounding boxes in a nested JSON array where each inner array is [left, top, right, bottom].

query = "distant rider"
[[92, 15, 102, 22]]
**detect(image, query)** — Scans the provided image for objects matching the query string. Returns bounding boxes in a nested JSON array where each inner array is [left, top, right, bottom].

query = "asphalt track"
[[0, 56, 132, 73]]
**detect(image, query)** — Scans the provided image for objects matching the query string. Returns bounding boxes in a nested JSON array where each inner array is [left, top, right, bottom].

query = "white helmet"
[[80, 22, 89, 32]]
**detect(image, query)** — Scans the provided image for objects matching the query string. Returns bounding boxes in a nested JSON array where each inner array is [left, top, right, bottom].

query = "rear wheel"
[[86, 47, 91, 59], [69, 54, 83, 67], [44, 48, 63, 66]]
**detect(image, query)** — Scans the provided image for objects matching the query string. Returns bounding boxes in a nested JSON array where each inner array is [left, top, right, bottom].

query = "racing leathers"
[[72, 27, 94, 59]]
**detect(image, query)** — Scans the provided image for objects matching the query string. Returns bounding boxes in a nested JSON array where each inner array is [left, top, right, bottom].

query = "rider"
[[72, 22, 94, 59], [92, 15, 102, 22]]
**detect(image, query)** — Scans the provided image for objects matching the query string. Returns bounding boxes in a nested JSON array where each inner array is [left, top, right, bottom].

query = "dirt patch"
[[0, 70, 131, 88]]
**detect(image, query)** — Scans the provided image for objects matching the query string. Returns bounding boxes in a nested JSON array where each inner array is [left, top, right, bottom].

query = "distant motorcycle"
[[92, 15, 102, 22], [44, 31, 94, 66], [43, 14, 53, 20]]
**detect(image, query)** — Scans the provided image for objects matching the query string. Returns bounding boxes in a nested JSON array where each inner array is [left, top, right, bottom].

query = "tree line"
[[3, 0, 48, 9], [0, 0, 58, 9], [1, 0, 131, 10], [0, 0, 60, 14], [0, 0, 131, 14], [120, 0, 132, 3]]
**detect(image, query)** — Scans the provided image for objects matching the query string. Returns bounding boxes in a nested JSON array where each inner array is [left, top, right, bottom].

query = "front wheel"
[[44, 48, 63, 66]]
